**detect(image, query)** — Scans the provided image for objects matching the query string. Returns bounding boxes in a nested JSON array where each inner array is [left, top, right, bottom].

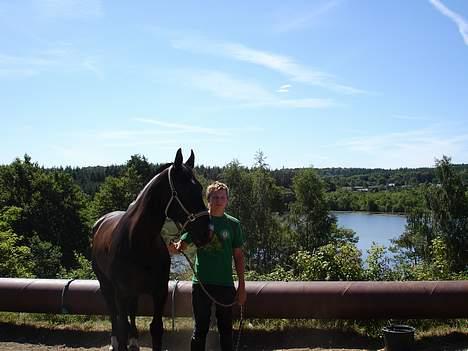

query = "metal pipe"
[[0, 278, 467, 319]]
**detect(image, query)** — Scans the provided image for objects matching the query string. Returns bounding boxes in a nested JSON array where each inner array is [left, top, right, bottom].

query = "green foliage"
[[426, 156, 468, 271], [89, 155, 159, 222], [393, 208, 433, 266], [0, 230, 34, 277], [61, 252, 96, 280], [364, 243, 394, 281], [409, 237, 459, 281], [28, 235, 63, 278], [293, 245, 363, 281], [289, 168, 336, 251], [89, 176, 130, 219], [325, 186, 426, 213], [0, 207, 34, 277], [221, 158, 290, 272], [393, 156, 468, 273], [246, 244, 363, 281], [0, 156, 91, 269]]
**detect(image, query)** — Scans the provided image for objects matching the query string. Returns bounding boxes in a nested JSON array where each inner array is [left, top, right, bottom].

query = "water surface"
[[333, 211, 407, 258]]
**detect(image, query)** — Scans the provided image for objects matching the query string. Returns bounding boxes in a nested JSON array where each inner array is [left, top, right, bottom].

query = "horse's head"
[[165, 149, 212, 247]]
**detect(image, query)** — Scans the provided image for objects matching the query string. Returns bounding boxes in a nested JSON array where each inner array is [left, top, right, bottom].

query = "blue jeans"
[[191, 284, 236, 351]]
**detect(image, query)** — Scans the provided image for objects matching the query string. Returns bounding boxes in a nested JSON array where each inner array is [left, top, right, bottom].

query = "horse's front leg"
[[128, 297, 140, 351], [150, 285, 168, 351], [115, 293, 130, 351]]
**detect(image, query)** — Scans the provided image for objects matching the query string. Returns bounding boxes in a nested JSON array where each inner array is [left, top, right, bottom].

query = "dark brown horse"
[[91, 149, 212, 351]]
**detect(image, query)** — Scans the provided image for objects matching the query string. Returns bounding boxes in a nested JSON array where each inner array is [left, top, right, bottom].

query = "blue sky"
[[1, 0, 467, 170]]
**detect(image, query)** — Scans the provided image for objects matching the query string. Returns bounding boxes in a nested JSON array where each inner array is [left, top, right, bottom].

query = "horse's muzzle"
[[193, 225, 214, 247]]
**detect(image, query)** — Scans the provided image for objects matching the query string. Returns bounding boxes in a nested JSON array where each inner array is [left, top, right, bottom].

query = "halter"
[[164, 165, 210, 235]]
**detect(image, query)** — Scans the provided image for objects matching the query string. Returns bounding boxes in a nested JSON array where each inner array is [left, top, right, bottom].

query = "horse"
[[91, 149, 212, 351]]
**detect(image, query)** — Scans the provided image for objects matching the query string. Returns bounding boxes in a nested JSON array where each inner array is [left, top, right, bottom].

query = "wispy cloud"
[[171, 37, 366, 95], [0, 45, 103, 78], [277, 84, 291, 93], [181, 69, 333, 109], [279, 98, 333, 109], [391, 114, 432, 121], [33, 0, 103, 19], [93, 118, 233, 144], [134, 118, 228, 136], [335, 127, 468, 168], [429, 0, 468, 45], [274, 0, 341, 33]]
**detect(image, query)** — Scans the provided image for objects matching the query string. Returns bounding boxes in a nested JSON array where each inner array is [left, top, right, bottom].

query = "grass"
[[1, 312, 466, 338], [0, 313, 466, 350]]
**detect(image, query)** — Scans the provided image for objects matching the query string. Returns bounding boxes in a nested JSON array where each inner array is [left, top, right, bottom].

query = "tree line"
[[0, 153, 466, 281]]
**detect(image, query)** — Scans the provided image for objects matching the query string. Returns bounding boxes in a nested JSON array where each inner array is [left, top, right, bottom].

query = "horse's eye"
[[191, 178, 196, 184]]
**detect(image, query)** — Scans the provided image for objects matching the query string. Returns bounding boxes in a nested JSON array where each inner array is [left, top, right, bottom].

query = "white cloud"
[[171, 37, 366, 95], [33, 0, 103, 19], [279, 98, 332, 108], [429, 0, 468, 45], [391, 114, 432, 121], [182, 69, 333, 109], [82, 57, 103, 79], [134, 118, 228, 136], [277, 84, 291, 93], [0, 45, 102, 78], [335, 128, 468, 168], [274, 0, 341, 33]]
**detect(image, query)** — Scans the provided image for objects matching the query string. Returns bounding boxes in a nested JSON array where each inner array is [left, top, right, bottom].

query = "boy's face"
[[208, 189, 228, 215]]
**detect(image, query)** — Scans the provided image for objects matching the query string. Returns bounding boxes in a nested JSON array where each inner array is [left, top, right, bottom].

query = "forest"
[[0, 153, 467, 282]]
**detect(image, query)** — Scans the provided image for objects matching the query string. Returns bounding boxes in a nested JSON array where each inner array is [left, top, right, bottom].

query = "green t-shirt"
[[181, 213, 244, 287]]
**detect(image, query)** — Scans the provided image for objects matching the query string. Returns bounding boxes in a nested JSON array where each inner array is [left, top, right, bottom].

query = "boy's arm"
[[233, 247, 246, 305]]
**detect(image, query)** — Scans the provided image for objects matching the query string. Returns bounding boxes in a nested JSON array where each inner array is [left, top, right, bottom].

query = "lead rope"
[[181, 250, 245, 351], [171, 280, 180, 332]]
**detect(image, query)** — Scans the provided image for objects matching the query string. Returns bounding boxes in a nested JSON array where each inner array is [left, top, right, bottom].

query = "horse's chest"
[[113, 254, 170, 294]]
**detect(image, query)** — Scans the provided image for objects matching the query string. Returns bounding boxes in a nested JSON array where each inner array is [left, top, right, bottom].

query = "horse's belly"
[[113, 261, 170, 295]]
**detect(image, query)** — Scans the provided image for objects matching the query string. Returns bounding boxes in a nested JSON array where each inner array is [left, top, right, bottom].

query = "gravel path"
[[1, 322, 467, 350]]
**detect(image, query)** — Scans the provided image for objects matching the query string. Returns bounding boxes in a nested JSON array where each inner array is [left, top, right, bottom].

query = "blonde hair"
[[206, 181, 229, 200]]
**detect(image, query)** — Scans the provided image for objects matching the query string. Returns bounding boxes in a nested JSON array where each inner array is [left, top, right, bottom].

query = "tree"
[[291, 245, 363, 281], [426, 156, 468, 271], [29, 235, 63, 278], [392, 208, 434, 265], [221, 155, 289, 272], [393, 156, 468, 273], [0, 156, 91, 269], [365, 243, 394, 281], [89, 176, 132, 220], [289, 168, 335, 251], [0, 206, 34, 277]]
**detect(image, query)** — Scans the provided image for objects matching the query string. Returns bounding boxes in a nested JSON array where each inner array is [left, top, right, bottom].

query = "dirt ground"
[[0, 322, 467, 351]]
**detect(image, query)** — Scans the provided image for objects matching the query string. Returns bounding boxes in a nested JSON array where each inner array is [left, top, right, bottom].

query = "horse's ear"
[[185, 149, 195, 169], [174, 148, 183, 168]]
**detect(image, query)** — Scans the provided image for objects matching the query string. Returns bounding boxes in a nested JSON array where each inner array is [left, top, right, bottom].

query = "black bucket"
[[382, 324, 415, 351]]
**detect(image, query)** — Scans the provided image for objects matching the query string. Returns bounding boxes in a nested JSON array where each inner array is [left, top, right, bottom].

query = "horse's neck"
[[126, 172, 169, 250]]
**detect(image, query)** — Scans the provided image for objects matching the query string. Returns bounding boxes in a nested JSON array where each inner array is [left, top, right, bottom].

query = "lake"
[[333, 211, 407, 258]]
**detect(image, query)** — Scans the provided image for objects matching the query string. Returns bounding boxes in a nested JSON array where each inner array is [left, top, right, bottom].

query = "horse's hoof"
[[128, 337, 139, 351], [109, 336, 118, 351]]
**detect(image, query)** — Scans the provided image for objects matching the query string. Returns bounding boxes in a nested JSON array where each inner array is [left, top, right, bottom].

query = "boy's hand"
[[168, 240, 187, 255]]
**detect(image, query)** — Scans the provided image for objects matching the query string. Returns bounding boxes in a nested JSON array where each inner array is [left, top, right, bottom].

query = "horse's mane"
[[127, 162, 173, 210], [154, 162, 172, 175]]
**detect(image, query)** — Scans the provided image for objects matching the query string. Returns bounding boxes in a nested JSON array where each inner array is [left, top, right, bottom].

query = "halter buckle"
[[187, 213, 196, 222]]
